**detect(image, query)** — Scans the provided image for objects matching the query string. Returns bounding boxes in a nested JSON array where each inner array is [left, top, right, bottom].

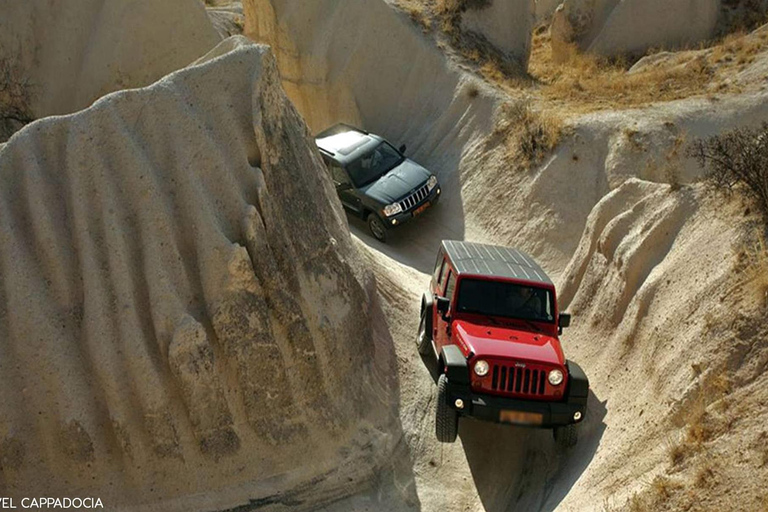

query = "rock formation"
[[0, 0, 221, 140], [551, 0, 721, 60], [459, 0, 536, 66], [0, 37, 398, 511]]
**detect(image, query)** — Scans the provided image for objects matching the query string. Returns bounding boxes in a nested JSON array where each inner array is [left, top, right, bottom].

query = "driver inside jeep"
[[505, 286, 542, 316]]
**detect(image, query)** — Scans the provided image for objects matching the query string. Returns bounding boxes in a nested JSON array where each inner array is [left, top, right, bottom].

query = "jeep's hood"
[[362, 159, 431, 204], [453, 320, 565, 367]]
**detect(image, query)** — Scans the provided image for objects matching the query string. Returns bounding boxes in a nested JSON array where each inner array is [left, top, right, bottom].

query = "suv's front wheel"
[[436, 374, 459, 443], [367, 213, 388, 243]]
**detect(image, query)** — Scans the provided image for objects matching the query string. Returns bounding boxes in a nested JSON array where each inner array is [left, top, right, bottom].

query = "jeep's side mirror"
[[436, 296, 451, 320], [558, 313, 571, 334], [398, 144, 406, 154]]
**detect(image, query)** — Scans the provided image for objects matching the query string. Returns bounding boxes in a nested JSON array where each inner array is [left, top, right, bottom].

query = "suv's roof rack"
[[315, 123, 368, 138]]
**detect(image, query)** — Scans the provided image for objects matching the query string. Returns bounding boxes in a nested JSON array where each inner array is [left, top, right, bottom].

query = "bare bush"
[[0, 55, 35, 141], [494, 101, 563, 169], [689, 123, 768, 218]]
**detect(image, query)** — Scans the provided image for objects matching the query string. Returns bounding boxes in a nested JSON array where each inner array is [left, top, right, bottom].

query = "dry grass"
[[527, 30, 716, 111], [526, 22, 768, 112], [627, 476, 683, 511], [493, 101, 563, 169], [740, 239, 768, 305]]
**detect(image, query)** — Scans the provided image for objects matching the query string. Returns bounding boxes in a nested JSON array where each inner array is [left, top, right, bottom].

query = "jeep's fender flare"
[[440, 345, 470, 386], [566, 360, 589, 405], [421, 293, 434, 334]]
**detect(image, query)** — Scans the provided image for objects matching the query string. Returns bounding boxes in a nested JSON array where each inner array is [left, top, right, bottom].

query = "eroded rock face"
[[551, 0, 721, 60], [459, 0, 536, 66], [0, 37, 396, 510], [0, 0, 221, 140]]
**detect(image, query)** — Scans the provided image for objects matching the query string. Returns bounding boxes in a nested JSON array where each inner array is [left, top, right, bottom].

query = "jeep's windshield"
[[456, 279, 554, 324], [346, 141, 404, 187]]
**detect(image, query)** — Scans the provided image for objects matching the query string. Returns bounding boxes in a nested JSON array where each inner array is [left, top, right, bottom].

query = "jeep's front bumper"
[[384, 185, 441, 229], [444, 379, 587, 428]]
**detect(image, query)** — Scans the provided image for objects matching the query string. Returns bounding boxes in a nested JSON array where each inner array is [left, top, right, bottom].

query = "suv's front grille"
[[398, 183, 429, 212], [491, 363, 548, 397]]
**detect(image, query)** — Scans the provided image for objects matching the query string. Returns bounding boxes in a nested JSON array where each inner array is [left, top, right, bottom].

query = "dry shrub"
[[690, 123, 768, 221], [1, 55, 35, 141], [627, 476, 683, 511], [694, 462, 717, 488], [494, 101, 562, 169], [732, 238, 768, 305]]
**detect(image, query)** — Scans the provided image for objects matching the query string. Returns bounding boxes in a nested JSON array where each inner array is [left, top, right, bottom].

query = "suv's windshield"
[[456, 279, 554, 323], [346, 141, 404, 187]]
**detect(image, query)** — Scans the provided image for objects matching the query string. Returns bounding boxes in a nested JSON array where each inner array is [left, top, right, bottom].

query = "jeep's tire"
[[367, 214, 388, 243], [436, 374, 459, 443], [417, 308, 433, 356], [553, 424, 578, 449]]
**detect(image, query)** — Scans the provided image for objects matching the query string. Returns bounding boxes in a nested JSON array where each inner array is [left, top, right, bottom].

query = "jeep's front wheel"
[[367, 214, 388, 243], [417, 309, 433, 356], [553, 424, 578, 449], [436, 374, 459, 443]]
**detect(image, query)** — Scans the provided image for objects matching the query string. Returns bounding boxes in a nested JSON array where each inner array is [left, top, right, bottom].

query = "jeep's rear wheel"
[[436, 374, 459, 443], [417, 309, 433, 356], [553, 424, 578, 449], [367, 214, 387, 243]]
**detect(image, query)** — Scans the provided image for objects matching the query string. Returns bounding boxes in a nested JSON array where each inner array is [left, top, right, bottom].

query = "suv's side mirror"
[[558, 313, 571, 334], [399, 144, 406, 154], [435, 296, 451, 320]]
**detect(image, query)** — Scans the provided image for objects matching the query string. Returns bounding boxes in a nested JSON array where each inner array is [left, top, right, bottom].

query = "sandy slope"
[[0, 38, 407, 511]]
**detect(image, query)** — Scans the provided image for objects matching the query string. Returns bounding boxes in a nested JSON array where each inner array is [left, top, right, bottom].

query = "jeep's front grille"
[[491, 364, 548, 397], [398, 183, 430, 212]]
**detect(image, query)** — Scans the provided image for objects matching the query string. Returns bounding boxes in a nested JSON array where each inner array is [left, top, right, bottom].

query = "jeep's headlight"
[[383, 203, 403, 217], [474, 360, 489, 377], [427, 175, 438, 191], [548, 369, 564, 386]]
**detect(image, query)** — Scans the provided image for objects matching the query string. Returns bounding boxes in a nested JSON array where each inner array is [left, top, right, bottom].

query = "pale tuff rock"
[[551, 0, 721, 60], [459, 0, 536, 66], [0, 0, 220, 139], [0, 37, 396, 510]]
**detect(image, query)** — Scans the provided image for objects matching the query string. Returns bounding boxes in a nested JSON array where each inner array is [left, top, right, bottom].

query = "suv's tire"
[[436, 374, 459, 443], [367, 214, 388, 243], [553, 424, 578, 449], [417, 308, 433, 356]]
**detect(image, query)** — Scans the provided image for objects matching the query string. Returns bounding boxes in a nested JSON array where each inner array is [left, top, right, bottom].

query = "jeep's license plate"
[[500, 410, 543, 426], [413, 202, 430, 216]]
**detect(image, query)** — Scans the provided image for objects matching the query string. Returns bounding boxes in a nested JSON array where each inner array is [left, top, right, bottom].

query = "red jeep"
[[419, 241, 589, 447]]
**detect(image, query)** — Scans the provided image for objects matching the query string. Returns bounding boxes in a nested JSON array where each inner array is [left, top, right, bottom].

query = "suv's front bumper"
[[383, 185, 441, 229], [445, 380, 586, 428]]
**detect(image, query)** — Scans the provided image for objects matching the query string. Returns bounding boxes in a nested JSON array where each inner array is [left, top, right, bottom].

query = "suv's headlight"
[[383, 203, 403, 217], [474, 360, 489, 377], [427, 175, 438, 191], [548, 369, 564, 386]]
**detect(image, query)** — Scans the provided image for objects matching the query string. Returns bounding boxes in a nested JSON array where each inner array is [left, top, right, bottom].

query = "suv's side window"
[[444, 270, 456, 302], [330, 163, 351, 187]]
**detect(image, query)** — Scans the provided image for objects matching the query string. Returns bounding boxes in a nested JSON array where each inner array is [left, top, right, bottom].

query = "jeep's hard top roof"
[[442, 240, 553, 285], [315, 124, 384, 167]]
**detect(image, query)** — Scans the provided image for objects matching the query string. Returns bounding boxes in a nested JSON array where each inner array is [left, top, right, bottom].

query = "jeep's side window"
[[434, 257, 445, 285], [444, 270, 456, 301], [331, 164, 350, 186]]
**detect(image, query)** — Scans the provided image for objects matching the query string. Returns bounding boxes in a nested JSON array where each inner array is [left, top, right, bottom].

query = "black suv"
[[315, 124, 442, 242]]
